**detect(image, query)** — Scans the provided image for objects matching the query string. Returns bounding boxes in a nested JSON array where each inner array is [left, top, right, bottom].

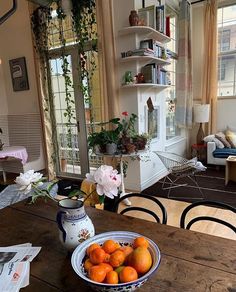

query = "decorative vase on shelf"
[[56, 198, 95, 251], [129, 10, 139, 26]]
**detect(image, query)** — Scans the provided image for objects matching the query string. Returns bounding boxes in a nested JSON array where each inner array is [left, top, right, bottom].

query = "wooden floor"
[[118, 196, 236, 241]]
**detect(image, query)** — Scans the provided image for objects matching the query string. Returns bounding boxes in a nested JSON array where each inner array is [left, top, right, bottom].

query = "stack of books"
[[121, 48, 154, 58]]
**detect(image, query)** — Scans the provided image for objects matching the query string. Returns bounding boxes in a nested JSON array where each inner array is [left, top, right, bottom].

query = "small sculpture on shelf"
[[129, 10, 139, 26], [122, 71, 134, 85]]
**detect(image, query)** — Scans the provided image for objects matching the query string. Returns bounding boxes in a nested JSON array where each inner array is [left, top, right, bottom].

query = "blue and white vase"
[[56, 198, 95, 251]]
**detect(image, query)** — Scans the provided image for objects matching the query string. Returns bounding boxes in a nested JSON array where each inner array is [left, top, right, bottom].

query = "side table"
[[225, 156, 236, 185], [191, 143, 207, 163]]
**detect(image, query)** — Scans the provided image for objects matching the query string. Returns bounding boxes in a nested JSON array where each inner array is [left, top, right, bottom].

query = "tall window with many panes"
[[218, 4, 236, 97], [165, 6, 180, 140]]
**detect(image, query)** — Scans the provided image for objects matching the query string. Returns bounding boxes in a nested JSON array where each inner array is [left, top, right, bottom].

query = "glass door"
[[49, 47, 103, 179], [50, 50, 89, 178]]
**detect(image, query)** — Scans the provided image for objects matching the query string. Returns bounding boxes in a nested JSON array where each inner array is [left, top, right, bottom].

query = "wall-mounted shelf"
[[121, 83, 170, 89], [120, 55, 171, 66], [119, 26, 171, 43]]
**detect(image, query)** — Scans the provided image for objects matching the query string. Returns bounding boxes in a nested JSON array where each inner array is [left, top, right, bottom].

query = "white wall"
[[0, 1, 39, 115]]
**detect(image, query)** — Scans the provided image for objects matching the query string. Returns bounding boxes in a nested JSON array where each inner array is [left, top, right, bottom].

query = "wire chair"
[[180, 200, 236, 233], [113, 193, 167, 224], [154, 151, 205, 199]]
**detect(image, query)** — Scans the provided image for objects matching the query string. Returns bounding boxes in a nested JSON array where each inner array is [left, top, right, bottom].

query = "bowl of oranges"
[[71, 231, 161, 292]]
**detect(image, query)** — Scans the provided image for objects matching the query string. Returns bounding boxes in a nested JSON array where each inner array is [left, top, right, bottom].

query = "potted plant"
[[103, 129, 120, 154], [88, 131, 106, 154], [133, 133, 150, 151]]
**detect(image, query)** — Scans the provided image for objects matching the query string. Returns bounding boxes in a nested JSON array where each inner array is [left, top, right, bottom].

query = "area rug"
[[143, 166, 236, 208]]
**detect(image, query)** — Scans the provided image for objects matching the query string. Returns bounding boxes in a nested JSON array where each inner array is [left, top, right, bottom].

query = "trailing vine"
[[57, 2, 75, 149], [71, 0, 97, 128], [31, 0, 98, 170]]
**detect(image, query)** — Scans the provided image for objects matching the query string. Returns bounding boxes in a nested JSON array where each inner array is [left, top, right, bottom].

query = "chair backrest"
[[180, 200, 236, 233], [113, 193, 167, 224], [154, 151, 189, 171]]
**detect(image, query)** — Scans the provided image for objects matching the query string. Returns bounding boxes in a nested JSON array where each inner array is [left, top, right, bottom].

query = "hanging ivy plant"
[[71, 0, 97, 125]]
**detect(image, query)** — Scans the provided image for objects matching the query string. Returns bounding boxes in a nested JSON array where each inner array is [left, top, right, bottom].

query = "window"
[[217, 4, 236, 97], [165, 6, 180, 140]]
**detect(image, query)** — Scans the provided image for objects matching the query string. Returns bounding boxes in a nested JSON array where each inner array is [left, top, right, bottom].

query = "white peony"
[[86, 165, 121, 199], [15, 170, 43, 194]]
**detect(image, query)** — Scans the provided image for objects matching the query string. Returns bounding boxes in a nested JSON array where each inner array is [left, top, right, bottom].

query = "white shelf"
[[121, 83, 170, 89], [119, 26, 171, 43], [120, 55, 171, 66]]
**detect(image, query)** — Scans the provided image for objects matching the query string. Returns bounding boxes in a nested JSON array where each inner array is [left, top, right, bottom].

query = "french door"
[[49, 47, 92, 179]]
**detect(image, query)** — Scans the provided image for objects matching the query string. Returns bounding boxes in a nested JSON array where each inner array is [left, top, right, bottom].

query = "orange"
[[88, 265, 106, 283], [119, 266, 138, 283], [102, 240, 118, 254], [98, 263, 113, 274], [86, 243, 101, 256], [84, 258, 93, 271], [127, 247, 152, 274], [105, 270, 119, 284], [104, 253, 111, 263], [133, 237, 149, 249], [109, 250, 125, 268], [90, 248, 106, 264], [119, 246, 134, 258]]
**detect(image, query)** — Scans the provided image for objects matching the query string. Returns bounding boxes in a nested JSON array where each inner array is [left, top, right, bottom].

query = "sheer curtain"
[[202, 0, 218, 134], [176, 0, 193, 129]]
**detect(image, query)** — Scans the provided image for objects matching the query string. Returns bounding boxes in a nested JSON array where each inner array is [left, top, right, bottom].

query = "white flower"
[[15, 170, 43, 194], [86, 165, 121, 199]]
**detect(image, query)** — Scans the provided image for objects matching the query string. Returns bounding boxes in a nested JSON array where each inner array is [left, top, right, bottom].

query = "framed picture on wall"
[[9, 57, 29, 91], [145, 105, 160, 140]]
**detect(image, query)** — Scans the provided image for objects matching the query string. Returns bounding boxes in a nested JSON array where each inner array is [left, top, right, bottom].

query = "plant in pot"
[[88, 131, 106, 154], [103, 129, 120, 155], [133, 133, 150, 151]]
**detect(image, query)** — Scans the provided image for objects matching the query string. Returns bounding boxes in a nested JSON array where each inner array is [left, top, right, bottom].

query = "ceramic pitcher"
[[56, 198, 95, 250]]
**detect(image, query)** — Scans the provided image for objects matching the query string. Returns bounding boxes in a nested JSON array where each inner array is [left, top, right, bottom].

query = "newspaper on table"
[[0, 243, 41, 292]]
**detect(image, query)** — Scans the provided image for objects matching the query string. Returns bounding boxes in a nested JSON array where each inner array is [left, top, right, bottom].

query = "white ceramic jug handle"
[[56, 211, 67, 242]]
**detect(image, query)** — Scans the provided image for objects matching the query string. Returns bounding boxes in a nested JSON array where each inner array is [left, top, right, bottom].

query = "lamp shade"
[[193, 104, 210, 123]]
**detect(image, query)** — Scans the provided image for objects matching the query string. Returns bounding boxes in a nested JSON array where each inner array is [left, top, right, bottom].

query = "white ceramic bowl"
[[71, 231, 161, 292]]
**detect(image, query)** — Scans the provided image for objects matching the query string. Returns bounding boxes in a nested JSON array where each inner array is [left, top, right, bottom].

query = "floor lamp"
[[193, 104, 210, 144]]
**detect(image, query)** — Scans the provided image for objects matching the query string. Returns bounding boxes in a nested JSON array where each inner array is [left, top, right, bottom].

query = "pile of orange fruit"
[[83, 236, 152, 284]]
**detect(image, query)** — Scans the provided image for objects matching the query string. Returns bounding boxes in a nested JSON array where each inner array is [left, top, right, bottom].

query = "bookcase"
[[114, 0, 172, 191]]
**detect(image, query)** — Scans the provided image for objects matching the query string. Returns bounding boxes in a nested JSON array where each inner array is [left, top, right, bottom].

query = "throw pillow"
[[225, 129, 236, 148], [203, 135, 225, 149], [215, 132, 231, 148]]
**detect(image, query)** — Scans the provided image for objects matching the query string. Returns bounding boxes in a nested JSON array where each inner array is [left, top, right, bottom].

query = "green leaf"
[[99, 195, 104, 204]]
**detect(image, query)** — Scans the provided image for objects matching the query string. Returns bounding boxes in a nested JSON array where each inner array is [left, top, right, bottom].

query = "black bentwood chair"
[[113, 193, 167, 224], [180, 200, 236, 233]]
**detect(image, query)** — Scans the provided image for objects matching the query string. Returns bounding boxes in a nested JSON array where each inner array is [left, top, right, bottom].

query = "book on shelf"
[[156, 5, 165, 34], [141, 63, 156, 84]]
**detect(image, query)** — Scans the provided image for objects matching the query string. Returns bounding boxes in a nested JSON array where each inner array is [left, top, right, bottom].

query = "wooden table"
[[0, 200, 235, 291], [225, 155, 236, 185]]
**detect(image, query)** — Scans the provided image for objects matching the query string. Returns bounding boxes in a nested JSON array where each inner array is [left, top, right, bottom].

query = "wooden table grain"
[[0, 199, 235, 291]]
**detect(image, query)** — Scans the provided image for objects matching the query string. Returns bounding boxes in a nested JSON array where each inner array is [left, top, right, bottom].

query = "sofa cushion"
[[213, 148, 236, 158], [204, 135, 224, 148], [225, 129, 236, 148], [215, 132, 231, 148]]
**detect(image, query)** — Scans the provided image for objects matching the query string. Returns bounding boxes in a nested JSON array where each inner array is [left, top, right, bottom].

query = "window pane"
[[217, 4, 236, 97], [165, 5, 180, 140]]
